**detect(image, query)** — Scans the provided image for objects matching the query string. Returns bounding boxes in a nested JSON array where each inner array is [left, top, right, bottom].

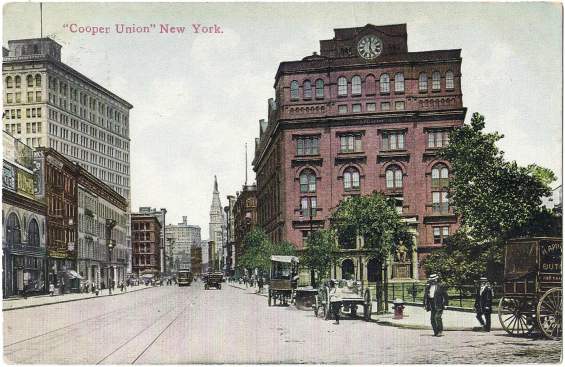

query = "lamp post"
[[106, 219, 117, 295]]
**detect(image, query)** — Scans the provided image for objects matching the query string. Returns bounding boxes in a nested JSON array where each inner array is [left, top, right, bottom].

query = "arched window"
[[35, 74, 42, 87], [394, 73, 404, 93], [445, 71, 454, 90], [380, 73, 390, 93], [432, 71, 441, 91], [338, 77, 348, 96], [431, 164, 449, 188], [386, 166, 403, 189], [27, 75, 34, 87], [290, 80, 299, 99], [365, 75, 376, 95], [15, 75, 21, 88], [352, 75, 362, 95], [315, 79, 324, 98], [419, 73, 428, 92], [6, 76, 12, 88], [303, 80, 312, 99], [343, 167, 360, 191], [28, 218, 40, 246], [6, 213, 21, 246], [299, 169, 316, 193]]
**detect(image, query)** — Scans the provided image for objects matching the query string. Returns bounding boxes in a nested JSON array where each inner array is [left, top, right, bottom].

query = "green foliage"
[[301, 229, 337, 281], [238, 229, 297, 274], [439, 112, 557, 242], [427, 112, 561, 285], [330, 192, 413, 262], [423, 231, 504, 287]]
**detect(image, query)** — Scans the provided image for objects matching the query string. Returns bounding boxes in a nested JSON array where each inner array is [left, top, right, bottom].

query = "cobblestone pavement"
[[4, 281, 562, 364]]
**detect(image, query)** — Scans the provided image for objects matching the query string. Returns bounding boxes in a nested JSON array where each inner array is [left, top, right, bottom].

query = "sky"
[[3, 2, 562, 237]]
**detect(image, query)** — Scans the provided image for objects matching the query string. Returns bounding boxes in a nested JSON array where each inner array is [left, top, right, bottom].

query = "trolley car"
[[177, 270, 192, 286], [498, 237, 562, 339]]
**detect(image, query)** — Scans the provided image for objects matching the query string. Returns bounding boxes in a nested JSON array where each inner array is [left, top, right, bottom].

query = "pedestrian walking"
[[423, 274, 449, 336], [120, 281, 125, 292], [474, 277, 493, 332], [328, 280, 342, 325], [257, 276, 264, 294], [49, 282, 55, 296]]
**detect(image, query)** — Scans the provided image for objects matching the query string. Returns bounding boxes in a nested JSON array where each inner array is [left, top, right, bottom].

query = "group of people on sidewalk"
[[46, 278, 136, 297], [423, 274, 493, 336]]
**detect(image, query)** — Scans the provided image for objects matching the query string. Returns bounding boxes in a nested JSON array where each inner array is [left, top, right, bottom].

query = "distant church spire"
[[214, 175, 219, 193]]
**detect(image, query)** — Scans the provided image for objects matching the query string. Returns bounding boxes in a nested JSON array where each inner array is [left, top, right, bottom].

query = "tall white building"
[[3, 38, 132, 199], [3, 38, 133, 271], [165, 216, 201, 272], [209, 176, 225, 272]]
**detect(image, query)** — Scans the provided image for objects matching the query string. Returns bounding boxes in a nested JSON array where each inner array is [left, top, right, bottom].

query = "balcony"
[[423, 203, 456, 223]]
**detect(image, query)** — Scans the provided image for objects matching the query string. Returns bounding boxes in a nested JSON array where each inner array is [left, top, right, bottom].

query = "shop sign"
[[17, 169, 35, 199], [48, 250, 68, 259], [33, 153, 45, 197], [15, 140, 34, 170], [3, 162, 17, 192], [3, 132, 16, 162]]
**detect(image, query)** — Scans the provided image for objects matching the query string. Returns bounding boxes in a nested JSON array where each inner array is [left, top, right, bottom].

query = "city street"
[[4, 281, 561, 364]]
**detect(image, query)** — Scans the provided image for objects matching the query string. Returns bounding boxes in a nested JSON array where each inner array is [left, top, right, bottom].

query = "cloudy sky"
[[4, 2, 562, 237]]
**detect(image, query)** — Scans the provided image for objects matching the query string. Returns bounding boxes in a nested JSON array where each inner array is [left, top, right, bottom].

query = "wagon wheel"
[[536, 288, 562, 340], [498, 296, 535, 336], [364, 289, 372, 321], [324, 286, 331, 320], [268, 290, 272, 307]]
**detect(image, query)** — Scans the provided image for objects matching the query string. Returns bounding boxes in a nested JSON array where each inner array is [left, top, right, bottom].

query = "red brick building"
[[253, 24, 465, 281], [131, 214, 161, 276], [233, 184, 258, 270]]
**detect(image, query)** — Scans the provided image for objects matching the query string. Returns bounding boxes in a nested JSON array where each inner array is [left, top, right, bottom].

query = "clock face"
[[357, 35, 383, 60]]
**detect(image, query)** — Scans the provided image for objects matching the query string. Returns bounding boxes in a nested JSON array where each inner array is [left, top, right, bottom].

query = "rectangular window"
[[433, 226, 449, 244], [16, 109, 21, 119], [432, 191, 449, 213], [36, 91, 42, 102], [26, 123, 31, 133], [428, 130, 450, 148], [7, 94, 13, 103], [366, 103, 376, 112], [352, 104, 361, 113], [27, 92, 33, 103], [382, 132, 405, 151], [395, 101, 405, 110], [296, 136, 320, 156], [339, 134, 362, 153], [301, 197, 317, 218], [338, 105, 347, 114], [381, 102, 390, 111], [16, 93, 21, 103]]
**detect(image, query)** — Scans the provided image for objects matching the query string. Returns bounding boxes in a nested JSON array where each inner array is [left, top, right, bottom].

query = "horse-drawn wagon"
[[498, 237, 562, 339]]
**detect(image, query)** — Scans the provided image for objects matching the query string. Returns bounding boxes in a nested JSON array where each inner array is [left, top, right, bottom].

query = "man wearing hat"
[[474, 277, 493, 332], [423, 274, 449, 336]]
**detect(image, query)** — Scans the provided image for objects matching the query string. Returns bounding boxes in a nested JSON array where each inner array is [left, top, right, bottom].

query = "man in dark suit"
[[423, 274, 449, 336], [474, 277, 493, 332]]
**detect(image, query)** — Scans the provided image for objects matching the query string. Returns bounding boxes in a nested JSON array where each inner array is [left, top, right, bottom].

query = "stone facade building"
[[252, 24, 465, 281], [224, 196, 236, 275], [2, 131, 47, 297], [165, 216, 201, 273], [131, 214, 161, 276], [136, 207, 167, 273], [76, 165, 128, 289]]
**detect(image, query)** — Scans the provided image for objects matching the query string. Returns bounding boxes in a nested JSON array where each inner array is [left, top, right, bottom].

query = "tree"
[[425, 112, 560, 284], [439, 112, 556, 242], [330, 193, 413, 312], [330, 193, 413, 260], [238, 229, 297, 276], [301, 229, 337, 287]]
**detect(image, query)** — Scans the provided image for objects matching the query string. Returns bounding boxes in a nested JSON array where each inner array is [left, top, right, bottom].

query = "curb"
[[228, 284, 268, 298], [2, 286, 153, 312], [375, 319, 503, 331]]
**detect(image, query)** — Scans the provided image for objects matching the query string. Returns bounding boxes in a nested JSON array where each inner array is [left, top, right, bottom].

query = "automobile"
[[204, 272, 223, 290]]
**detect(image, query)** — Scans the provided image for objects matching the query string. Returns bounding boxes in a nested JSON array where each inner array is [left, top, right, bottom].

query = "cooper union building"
[[252, 24, 465, 282]]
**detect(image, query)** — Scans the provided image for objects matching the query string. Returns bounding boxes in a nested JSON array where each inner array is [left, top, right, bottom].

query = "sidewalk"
[[3, 284, 153, 311], [228, 282, 501, 331], [375, 303, 503, 331]]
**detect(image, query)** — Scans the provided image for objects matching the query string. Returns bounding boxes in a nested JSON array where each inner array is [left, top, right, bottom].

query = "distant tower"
[[209, 176, 225, 271]]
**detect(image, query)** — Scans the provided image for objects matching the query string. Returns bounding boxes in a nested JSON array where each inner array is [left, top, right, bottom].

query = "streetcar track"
[[4, 287, 172, 348]]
